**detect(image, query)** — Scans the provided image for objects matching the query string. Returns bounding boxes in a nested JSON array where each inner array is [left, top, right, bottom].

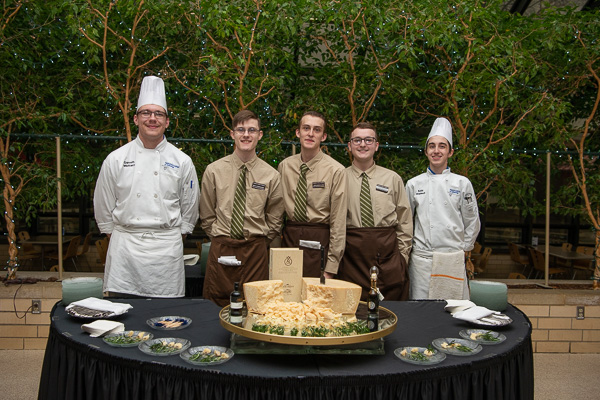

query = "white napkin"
[[66, 297, 132, 315], [299, 240, 321, 250], [452, 305, 495, 322], [184, 254, 199, 265], [218, 256, 241, 266], [444, 299, 476, 314], [81, 320, 125, 337]]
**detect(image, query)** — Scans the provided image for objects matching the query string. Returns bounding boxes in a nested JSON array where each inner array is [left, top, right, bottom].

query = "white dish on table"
[[146, 316, 192, 330], [394, 346, 446, 365], [180, 346, 234, 366], [138, 337, 191, 356], [459, 329, 506, 345], [432, 338, 482, 356]]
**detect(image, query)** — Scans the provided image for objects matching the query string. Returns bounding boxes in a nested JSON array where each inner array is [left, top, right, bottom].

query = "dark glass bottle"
[[367, 267, 379, 332], [230, 282, 243, 326]]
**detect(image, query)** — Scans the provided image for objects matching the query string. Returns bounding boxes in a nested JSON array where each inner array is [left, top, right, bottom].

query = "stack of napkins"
[[66, 297, 132, 316], [81, 320, 125, 337], [445, 299, 496, 322], [218, 256, 241, 266]]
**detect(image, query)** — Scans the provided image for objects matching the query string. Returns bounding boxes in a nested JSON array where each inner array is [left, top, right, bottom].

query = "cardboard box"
[[269, 248, 303, 302]]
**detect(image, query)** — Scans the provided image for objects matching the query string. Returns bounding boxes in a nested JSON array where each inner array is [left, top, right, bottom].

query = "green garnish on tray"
[[269, 325, 285, 335], [251, 320, 370, 337], [251, 323, 285, 335]]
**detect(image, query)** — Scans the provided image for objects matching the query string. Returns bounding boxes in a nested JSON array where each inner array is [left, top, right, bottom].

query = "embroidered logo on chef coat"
[[464, 193, 473, 204], [312, 182, 325, 189], [376, 184, 389, 193], [123, 161, 135, 167], [252, 182, 266, 190], [415, 189, 425, 196], [163, 161, 180, 170], [449, 188, 460, 196]]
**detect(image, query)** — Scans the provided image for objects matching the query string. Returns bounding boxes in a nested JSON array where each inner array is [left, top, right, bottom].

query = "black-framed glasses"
[[234, 127, 260, 134], [137, 110, 167, 119], [349, 136, 377, 145]]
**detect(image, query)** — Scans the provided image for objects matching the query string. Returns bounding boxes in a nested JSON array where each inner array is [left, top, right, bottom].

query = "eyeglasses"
[[137, 110, 167, 119], [349, 137, 377, 145], [234, 127, 260, 134]]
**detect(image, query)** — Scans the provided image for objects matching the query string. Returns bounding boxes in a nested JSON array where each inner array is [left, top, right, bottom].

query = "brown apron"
[[202, 236, 268, 307], [282, 221, 330, 277], [338, 226, 409, 301]]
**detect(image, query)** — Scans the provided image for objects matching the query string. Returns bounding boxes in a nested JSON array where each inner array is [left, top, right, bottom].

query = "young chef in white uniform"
[[94, 76, 200, 298], [405, 117, 480, 300]]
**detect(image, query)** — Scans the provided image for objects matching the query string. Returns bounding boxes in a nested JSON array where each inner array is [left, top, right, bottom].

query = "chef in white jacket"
[[405, 117, 480, 300], [94, 76, 200, 298]]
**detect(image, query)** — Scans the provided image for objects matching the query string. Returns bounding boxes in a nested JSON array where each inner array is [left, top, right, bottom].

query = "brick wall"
[[509, 289, 600, 353], [0, 281, 60, 350]]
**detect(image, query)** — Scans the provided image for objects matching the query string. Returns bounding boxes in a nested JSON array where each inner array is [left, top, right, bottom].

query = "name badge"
[[312, 182, 325, 189], [376, 184, 389, 193], [252, 182, 266, 190], [449, 188, 460, 196], [123, 161, 135, 167]]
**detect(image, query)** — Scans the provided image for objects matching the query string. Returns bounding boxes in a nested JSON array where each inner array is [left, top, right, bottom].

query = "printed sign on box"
[[269, 248, 303, 302]]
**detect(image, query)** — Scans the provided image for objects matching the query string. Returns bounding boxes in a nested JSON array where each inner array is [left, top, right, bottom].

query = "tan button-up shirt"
[[278, 151, 347, 273], [346, 163, 413, 263], [200, 153, 284, 241]]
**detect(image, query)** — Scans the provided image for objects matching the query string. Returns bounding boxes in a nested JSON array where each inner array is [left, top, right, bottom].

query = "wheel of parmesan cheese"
[[301, 278, 361, 315]]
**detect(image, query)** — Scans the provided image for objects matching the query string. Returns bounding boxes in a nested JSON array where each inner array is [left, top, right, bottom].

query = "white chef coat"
[[405, 167, 480, 299], [94, 136, 200, 297]]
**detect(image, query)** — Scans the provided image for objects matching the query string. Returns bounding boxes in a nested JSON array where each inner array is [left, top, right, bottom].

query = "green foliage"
[[0, 0, 599, 234]]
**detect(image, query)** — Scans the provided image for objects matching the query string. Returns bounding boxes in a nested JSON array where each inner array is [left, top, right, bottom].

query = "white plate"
[[432, 338, 482, 356], [470, 313, 512, 327], [394, 347, 446, 365], [146, 316, 192, 330], [138, 337, 191, 356], [66, 305, 118, 319], [103, 331, 153, 347], [180, 346, 234, 366], [459, 329, 506, 345]]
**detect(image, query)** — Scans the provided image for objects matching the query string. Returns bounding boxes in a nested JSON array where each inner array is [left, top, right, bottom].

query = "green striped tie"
[[230, 165, 247, 239], [360, 172, 374, 227], [293, 163, 309, 222]]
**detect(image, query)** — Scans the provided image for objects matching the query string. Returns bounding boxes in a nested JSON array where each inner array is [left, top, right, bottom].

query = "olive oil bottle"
[[367, 267, 379, 332], [230, 282, 243, 326]]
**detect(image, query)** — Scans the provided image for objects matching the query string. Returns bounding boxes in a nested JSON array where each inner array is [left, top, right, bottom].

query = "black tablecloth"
[[38, 299, 533, 400]]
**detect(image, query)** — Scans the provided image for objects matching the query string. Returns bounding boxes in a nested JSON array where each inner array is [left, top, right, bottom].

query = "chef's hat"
[[137, 76, 167, 113], [426, 117, 453, 148]]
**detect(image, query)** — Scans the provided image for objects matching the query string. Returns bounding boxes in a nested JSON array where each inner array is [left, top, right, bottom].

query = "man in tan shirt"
[[200, 110, 284, 306], [338, 122, 412, 300], [278, 111, 347, 278]]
